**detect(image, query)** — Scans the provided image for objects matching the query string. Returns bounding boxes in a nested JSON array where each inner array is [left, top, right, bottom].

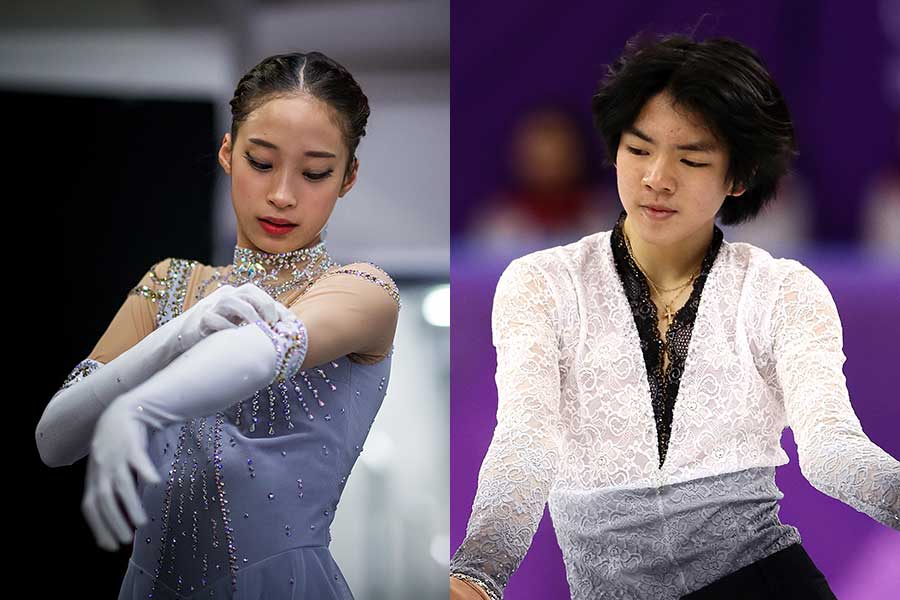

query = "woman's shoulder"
[[314, 261, 401, 308], [128, 257, 207, 305], [135, 256, 206, 279]]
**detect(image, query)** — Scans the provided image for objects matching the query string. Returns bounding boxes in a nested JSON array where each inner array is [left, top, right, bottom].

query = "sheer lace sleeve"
[[450, 259, 564, 599], [772, 263, 900, 530]]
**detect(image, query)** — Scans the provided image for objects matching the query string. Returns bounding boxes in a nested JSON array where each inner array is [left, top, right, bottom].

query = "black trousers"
[[681, 543, 837, 599]]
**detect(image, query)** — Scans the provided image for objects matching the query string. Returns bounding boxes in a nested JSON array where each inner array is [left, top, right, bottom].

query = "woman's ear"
[[217, 133, 233, 175], [338, 158, 359, 198]]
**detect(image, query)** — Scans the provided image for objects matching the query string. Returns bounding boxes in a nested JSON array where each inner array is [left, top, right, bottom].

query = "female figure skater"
[[450, 34, 899, 600], [36, 51, 400, 599]]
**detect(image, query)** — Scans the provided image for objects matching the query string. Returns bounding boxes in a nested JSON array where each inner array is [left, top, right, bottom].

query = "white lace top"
[[450, 212, 900, 600]]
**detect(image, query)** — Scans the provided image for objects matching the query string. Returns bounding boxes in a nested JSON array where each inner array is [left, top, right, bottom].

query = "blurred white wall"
[[0, 0, 449, 277], [330, 284, 450, 599]]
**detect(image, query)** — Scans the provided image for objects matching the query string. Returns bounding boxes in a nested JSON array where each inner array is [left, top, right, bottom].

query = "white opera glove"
[[172, 282, 295, 354], [82, 312, 308, 551], [37, 282, 292, 468]]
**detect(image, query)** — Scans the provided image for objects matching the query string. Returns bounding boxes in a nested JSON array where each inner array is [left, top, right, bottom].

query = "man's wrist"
[[450, 573, 498, 600]]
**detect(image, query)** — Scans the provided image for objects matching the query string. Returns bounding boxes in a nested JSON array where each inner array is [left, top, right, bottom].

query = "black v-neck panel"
[[610, 209, 724, 468]]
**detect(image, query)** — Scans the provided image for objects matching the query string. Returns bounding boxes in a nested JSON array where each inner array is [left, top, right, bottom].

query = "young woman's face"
[[615, 91, 744, 247], [218, 94, 357, 254]]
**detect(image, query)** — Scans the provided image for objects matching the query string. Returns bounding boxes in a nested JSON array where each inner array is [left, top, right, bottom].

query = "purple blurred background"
[[452, 0, 899, 243], [451, 1, 900, 598]]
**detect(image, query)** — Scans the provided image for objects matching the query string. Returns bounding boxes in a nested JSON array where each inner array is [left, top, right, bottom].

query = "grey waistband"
[[549, 467, 801, 599]]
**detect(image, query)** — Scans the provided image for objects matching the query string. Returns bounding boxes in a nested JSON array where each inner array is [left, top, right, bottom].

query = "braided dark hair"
[[229, 51, 370, 175]]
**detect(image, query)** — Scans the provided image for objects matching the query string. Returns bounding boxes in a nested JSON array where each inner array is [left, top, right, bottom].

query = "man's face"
[[615, 91, 744, 247]]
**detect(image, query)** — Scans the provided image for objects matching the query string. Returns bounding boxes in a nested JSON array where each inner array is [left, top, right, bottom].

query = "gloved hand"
[[174, 282, 297, 354], [82, 311, 308, 551], [37, 282, 292, 468]]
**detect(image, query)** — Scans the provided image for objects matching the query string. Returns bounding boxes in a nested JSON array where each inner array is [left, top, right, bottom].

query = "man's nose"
[[642, 158, 676, 194]]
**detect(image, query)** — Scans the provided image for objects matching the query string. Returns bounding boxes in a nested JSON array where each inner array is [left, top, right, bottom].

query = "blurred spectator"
[[470, 107, 615, 247], [719, 172, 813, 258], [861, 118, 900, 259]]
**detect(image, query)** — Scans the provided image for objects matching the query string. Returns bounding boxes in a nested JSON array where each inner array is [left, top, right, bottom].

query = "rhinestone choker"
[[195, 241, 338, 302]]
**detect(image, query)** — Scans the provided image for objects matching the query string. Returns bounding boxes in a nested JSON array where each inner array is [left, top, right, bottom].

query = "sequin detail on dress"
[[128, 261, 168, 304], [128, 258, 199, 328], [233, 364, 342, 433], [144, 267, 240, 598], [317, 265, 401, 307], [112, 247, 398, 599], [58, 358, 104, 392], [253, 315, 309, 383]]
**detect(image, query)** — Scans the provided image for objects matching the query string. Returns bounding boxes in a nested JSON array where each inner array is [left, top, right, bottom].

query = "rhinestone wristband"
[[450, 572, 501, 600], [252, 314, 308, 384], [58, 358, 105, 393]]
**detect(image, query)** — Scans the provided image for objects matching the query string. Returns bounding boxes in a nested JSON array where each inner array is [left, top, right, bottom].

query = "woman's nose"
[[267, 172, 297, 208], [642, 159, 676, 194]]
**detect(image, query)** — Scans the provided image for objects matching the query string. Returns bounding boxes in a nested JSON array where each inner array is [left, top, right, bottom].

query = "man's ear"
[[339, 158, 359, 197], [730, 168, 756, 197], [217, 133, 233, 175]]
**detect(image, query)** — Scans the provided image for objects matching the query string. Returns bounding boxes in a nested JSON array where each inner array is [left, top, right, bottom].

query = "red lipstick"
[[258, 218, 297, 235]]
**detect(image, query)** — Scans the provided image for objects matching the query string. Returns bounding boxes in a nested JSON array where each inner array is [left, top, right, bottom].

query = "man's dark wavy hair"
[[591, 33, 797, 225]]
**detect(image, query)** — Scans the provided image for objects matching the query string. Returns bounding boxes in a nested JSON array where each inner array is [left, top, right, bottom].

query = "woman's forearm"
[[37, 282, 277, 467], [112, 317, 305, 432], [36, 316, 184, 468]]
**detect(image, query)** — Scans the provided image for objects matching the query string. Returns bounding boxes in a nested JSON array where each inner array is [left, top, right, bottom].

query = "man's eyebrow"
[[247, 137, 336, 158], [624, 126, 717, 152]]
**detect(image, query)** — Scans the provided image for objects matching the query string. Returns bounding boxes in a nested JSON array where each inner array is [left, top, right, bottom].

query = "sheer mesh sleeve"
[[287, 262, 400, 368], [450, 259, 564, 598], [88, 258, 172, 364], [772, 263, 900, 530]]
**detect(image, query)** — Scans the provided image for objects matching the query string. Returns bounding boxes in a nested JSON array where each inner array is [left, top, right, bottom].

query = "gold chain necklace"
[[623, 228, 700, 330]]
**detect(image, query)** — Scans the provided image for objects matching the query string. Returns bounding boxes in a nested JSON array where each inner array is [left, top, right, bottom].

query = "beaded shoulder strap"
[[315, 262, 401, 308], [128, 261, 168, 303], [60, 260, 197, 396], [128, 258, 199, 327]]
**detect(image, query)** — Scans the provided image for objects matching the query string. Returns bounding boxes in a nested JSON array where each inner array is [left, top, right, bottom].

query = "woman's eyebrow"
[[624, 126, 717, 152], [247, 137, 336, 158]]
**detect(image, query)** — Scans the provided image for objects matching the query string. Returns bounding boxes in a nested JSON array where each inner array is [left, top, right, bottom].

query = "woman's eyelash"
[[305, 170, 334, 181], [627, 146, 648, 156], [244, 154, 334, 180], [245, 155, 271, 171]]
